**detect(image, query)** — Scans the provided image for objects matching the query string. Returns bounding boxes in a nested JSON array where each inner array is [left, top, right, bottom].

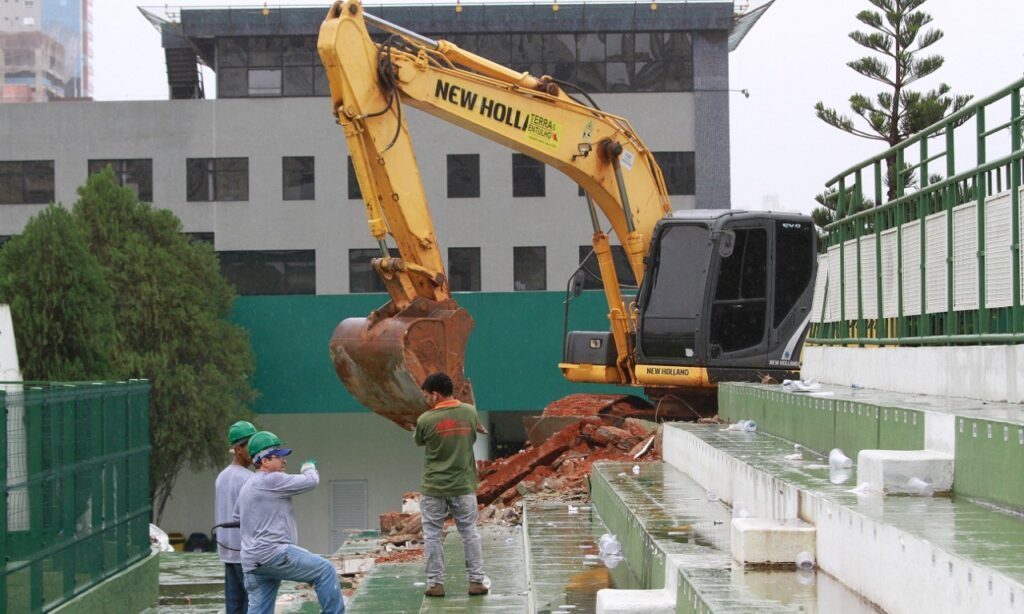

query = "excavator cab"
[[564, 210, 816, 402], [636, 210, 816, 374]]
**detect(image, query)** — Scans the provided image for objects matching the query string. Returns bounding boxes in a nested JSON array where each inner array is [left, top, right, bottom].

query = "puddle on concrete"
[[733, 566, 885, 614], [527, 500, 626, 614]]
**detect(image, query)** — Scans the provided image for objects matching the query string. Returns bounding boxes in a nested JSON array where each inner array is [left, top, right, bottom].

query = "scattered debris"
[[477, 416, 663, 508]]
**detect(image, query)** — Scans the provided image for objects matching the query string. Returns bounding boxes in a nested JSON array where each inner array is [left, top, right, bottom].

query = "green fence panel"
[[2, 381, 152, 614], [810, 76, 1024, 347]]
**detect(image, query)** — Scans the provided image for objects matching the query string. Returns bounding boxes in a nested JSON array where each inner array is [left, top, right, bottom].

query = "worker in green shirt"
[[414, 372, 488, 598]]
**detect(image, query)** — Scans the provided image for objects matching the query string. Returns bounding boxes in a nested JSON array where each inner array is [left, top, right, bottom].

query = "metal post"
[[895, 159, 906, 338], [976, 106, 988, 334], [915, 143, 929, 336], [61, 388, 76, 600], [874, 161, 884, 338], [946, 125, 956, 335], [27, 389, 43, 611], [1012, 88, 1023, 332], [854, 170, 866, 340], [838, 177, 847, 332], [0, 389, 7, 612]]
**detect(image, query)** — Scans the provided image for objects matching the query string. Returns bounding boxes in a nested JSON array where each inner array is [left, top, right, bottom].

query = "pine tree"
[[815, 0, 972, 202]]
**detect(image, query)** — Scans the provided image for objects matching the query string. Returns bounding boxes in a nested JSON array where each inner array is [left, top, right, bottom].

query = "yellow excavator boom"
[[317, 0, 672, 427]]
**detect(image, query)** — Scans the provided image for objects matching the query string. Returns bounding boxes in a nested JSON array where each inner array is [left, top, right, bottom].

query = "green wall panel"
[[878, 407, 925, 451], [791, 395, 836, 456], [233, 291, 631, 413], [955, 418, 1024, 511], [834, 401, 879, 459]]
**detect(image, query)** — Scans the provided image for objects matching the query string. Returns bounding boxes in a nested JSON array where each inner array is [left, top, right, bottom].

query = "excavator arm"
[[317, 0, 672, 428]]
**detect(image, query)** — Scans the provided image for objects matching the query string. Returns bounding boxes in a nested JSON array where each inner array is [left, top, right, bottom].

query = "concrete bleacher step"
[[664, 422, 1024, 614], [523, 499, 616, 613], [588, 461, 879, 614], [719, 381, 1024, 511]]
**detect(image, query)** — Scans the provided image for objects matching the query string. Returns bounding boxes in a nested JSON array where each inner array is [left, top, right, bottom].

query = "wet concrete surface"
[[145, 552, 325, 613], [593, 461, 886, 613], [525, 499, 616, 614], [346, 523, 527, 613], [733, 381, 1024, 425], [667, 423, 1024, 585]]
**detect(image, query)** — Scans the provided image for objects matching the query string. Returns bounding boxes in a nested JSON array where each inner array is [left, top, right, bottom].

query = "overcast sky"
[[93, 1, 1024, 214]]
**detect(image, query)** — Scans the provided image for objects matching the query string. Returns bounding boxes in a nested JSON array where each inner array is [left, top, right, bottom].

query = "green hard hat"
[[228, 420, 257, 446], [248, 430, 283, 458]]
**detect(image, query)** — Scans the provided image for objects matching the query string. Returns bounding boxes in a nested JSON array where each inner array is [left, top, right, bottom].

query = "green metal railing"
[[2, 380, 152, 613], [809, 76, 1024, 346]]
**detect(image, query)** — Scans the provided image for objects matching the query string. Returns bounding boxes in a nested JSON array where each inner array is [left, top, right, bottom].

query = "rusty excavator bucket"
[[329, 297, 475, 430]]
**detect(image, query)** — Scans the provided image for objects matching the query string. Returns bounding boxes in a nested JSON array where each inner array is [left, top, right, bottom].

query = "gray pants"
[[421, 494, 484, 586]]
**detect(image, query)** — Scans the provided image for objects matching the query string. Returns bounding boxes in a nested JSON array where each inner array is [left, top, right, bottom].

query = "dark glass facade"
[[215, 31, 693, 98]]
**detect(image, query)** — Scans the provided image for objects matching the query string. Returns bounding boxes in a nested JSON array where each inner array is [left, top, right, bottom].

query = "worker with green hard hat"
[[215, 420, 257, 614], [234, 430, 344, 614]]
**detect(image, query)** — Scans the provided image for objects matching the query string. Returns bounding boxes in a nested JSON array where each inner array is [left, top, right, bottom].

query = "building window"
[[512, 154, 545, 198], [248, 69, 282, 96], [513, 246, 546, 291], [282, 156, 315, 200], [347, 156, 362, 200], [184, 232, 215, 245], [447, 154, 480, 198], [577, 245, 637, 289], [217, 36, 323, 98], [0, 160, 54, 205], [88, 159, 153, 201], [349, 247, 399, 293], [186, 158, 249, 202], [448, 247, 481, 291], [218, 250, 316, 295], [654, 151, 695, 195]]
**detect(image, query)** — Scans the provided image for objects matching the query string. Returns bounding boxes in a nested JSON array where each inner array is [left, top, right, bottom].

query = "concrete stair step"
[[665, 422, 1024, 614], [589, 461, 877, 614], [719, 382, 1024, 511], [523, 499, 614, 614]]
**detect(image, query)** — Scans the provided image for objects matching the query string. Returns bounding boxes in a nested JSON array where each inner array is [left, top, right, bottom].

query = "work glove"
[[300, 459, 318, 473]]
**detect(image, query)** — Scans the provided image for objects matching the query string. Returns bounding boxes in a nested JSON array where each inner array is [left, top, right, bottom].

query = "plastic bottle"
[[906, 477, 934, 496], [742, 420, 758, 432], [598, 533, 621, 557], [828, 448, 853, 469], [482, 576, 492, 589], [795, 550, 815, 570]]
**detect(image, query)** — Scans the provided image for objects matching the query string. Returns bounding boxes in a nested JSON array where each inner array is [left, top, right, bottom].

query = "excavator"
[[317, 0, 817, 430]]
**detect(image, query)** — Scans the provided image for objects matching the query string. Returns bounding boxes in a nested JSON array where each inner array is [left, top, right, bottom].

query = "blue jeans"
[[243, 545, 344, 614], [421, 494, 484, 587], [224, 563, 247, 614]]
